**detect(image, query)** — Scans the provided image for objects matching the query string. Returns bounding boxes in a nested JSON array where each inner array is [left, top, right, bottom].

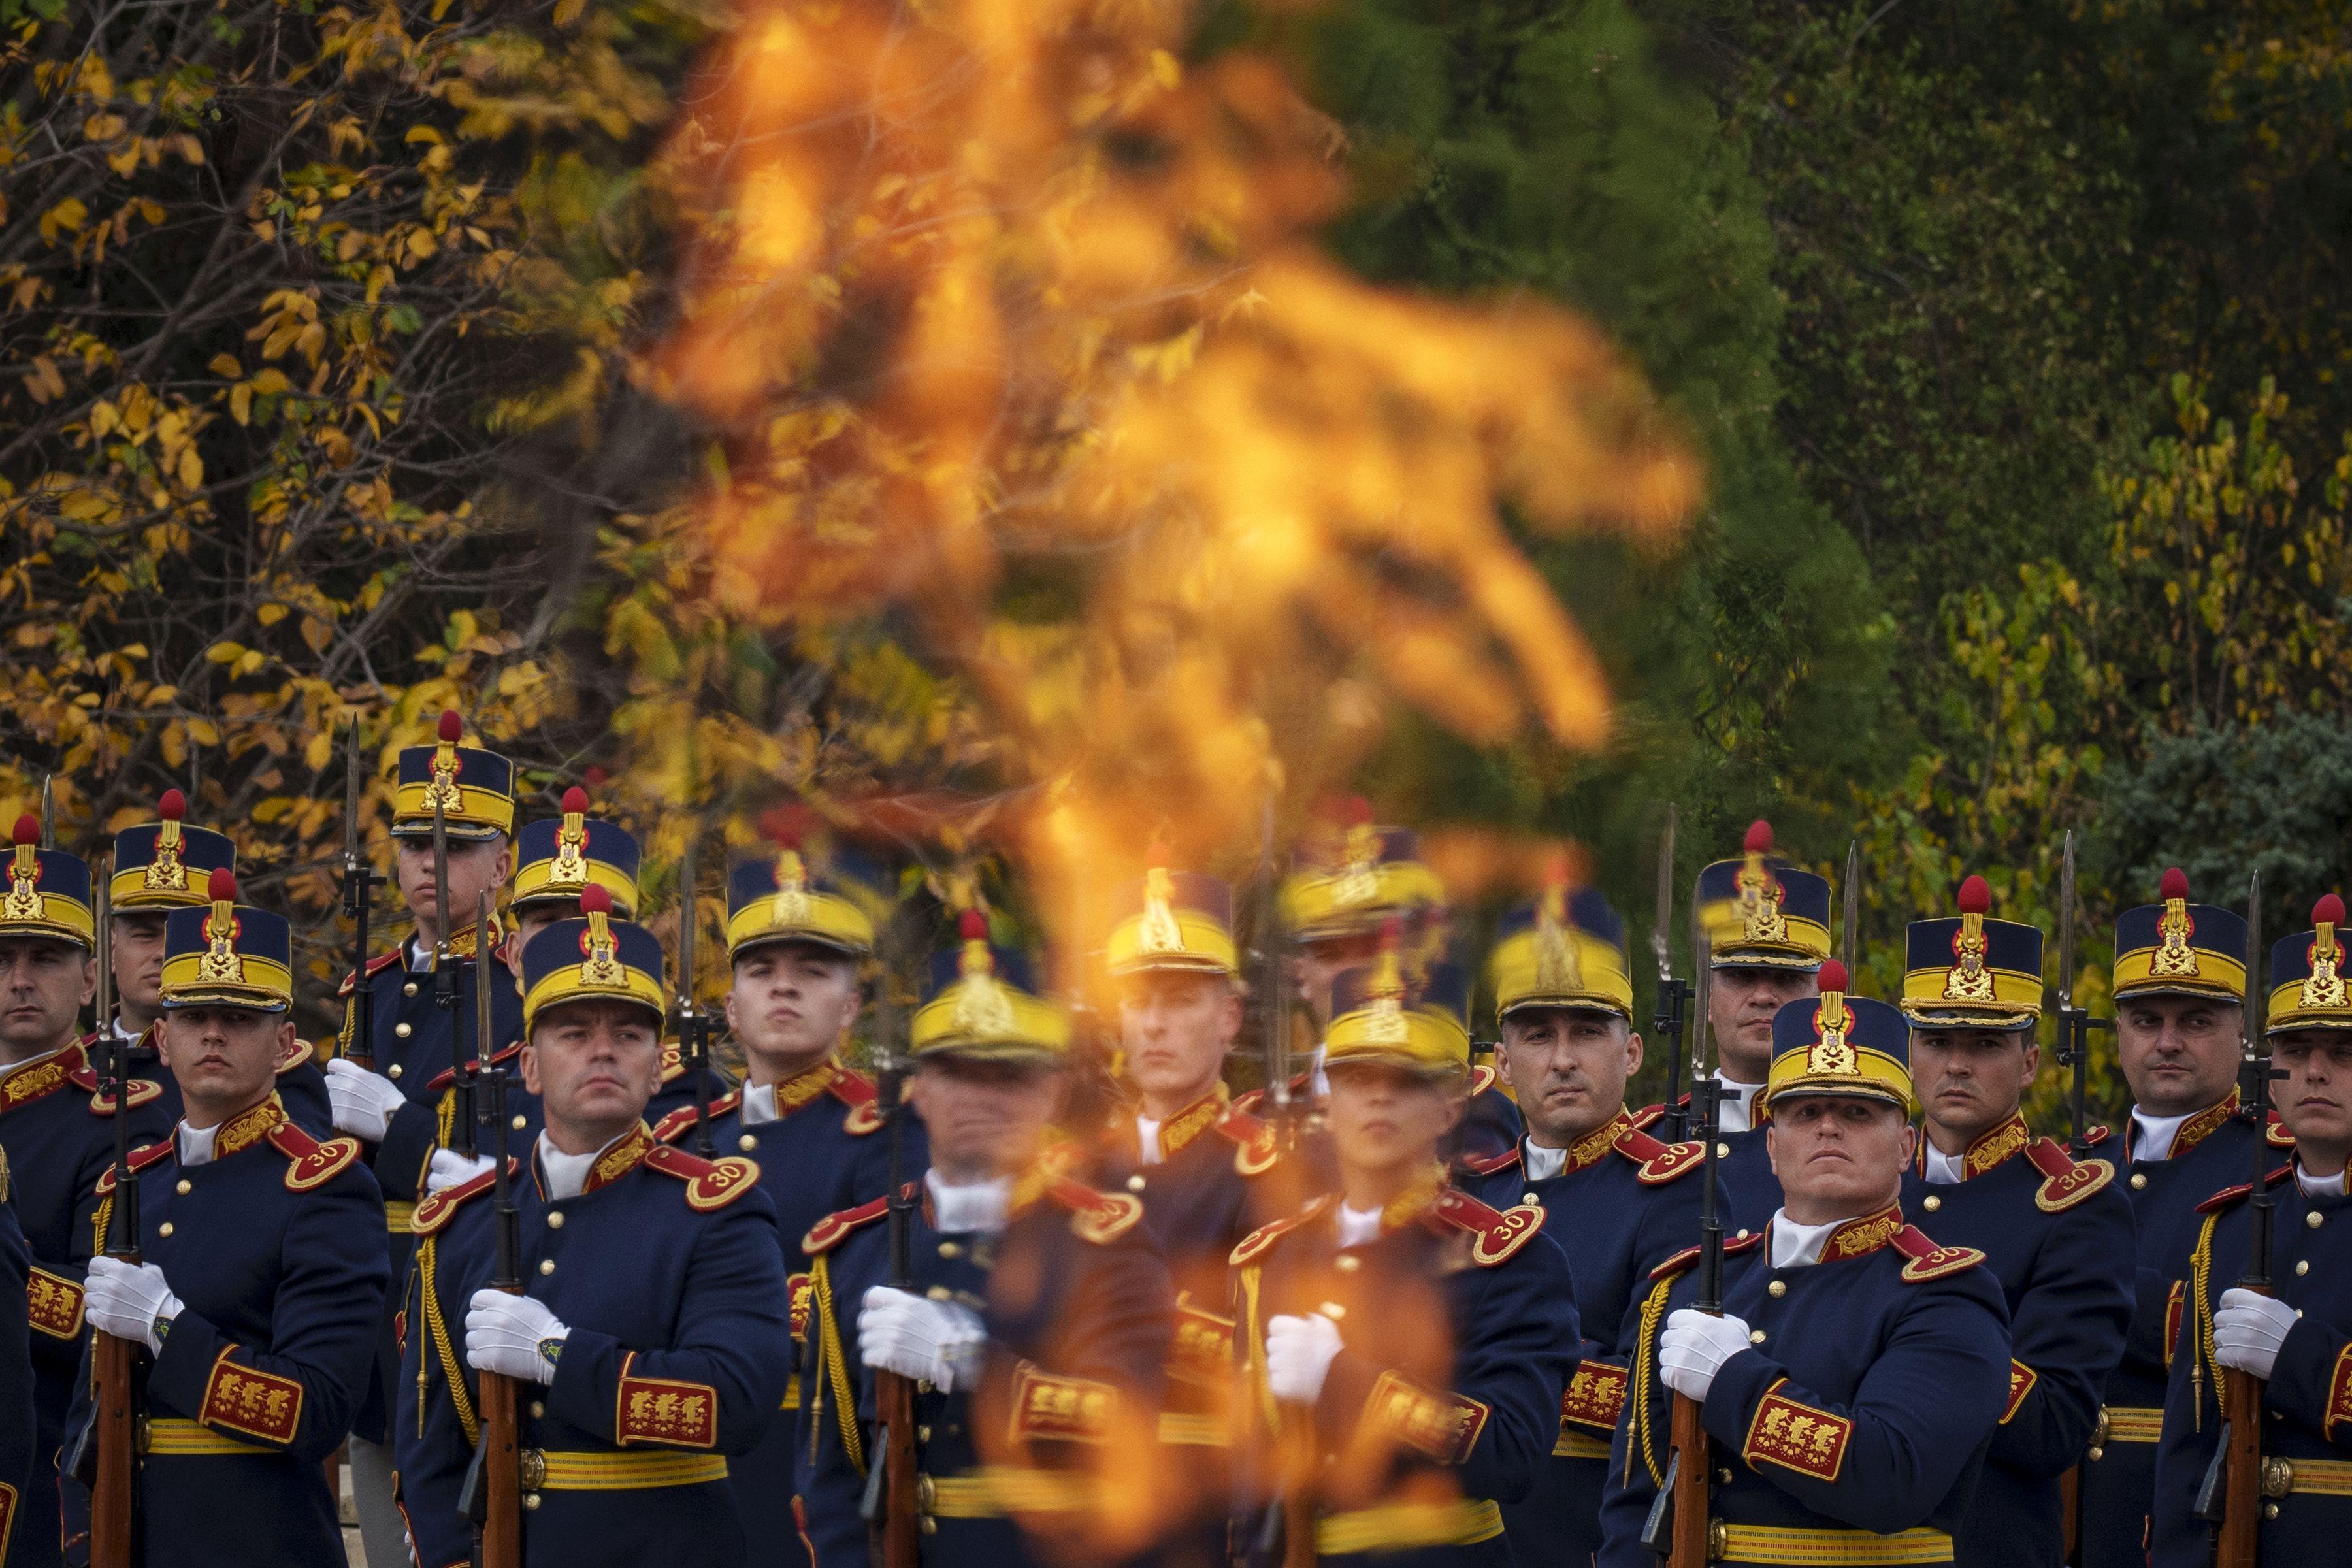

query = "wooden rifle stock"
[[1666, 1393, 1709, 1568], [874, 1369, 920, 1568], [2217, 1364, 2264, 1568], [474, 1368, 522, 1568]]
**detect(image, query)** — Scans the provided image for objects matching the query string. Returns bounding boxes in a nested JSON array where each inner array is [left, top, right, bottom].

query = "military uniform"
[[397, 899, 791, 1568], [66, 883, 389, 1568], [2079, 869, 2274, 1568], [1459, 884, 1707, 1567], [0, 828, 171, 1568], [1602, 975, 2014, 1568], [2149, 899, 2352, 1566], [796, 924, 1173, 1568]]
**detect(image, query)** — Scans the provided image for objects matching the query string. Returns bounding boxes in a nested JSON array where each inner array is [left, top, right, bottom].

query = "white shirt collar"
[[1714, 1073, 1763, 1135], [1134, 1116, 1164, 1167], [537, 1128, 632, 1202], [926, 1171, 1012, 1235], [1768, 1209, 1840, 1269], [2131, 1107, 2194, 1162], [1335, 1202, 1384, 1249], [407, 936, 435, 972], [1923, 1141, 1968, 1186], [738, 1083, 778, 1126], [177, 1120, 221, 1168], [1522, 1139, 1569, 1182], [2300, 1164, 2348, 1198]]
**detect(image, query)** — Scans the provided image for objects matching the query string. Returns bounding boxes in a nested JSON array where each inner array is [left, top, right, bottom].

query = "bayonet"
[[39, 776, 53, 849], [1839, 840, 1861, 977], [678, 831, 714, 1157], [340, 719, 381, 1070], [1652, 806, 1690, 1139]]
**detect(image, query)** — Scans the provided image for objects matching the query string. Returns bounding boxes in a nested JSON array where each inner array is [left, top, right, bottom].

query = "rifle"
[[2201, 871, 2274, 1566], [433, 796, 478, 1158], [1644, 931, 1718, 1564], [1652, 806, 1689, 1141], [341, 719, 383, 1070], [676, 833, 715, 1157], [88, 874, 139, 1568], [859, 910, 919, 1568], [458, 889, 522, 1568], [2050, 830, 2110, 1563]]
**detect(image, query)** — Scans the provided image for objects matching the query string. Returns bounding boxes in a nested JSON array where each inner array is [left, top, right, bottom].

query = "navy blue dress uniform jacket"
[[88, 1024, 331, 1140], [1898, 1117, 2136, 1568], [2149, 1158, 2352, 1567], [795, 1167, 1175, 1568], [1232, 1184, 1576, 1568], [395, 1123, 790, 1568], [647, 1059, 917, 1559], [335, 937, 534, 1446], [1460, 1110, 1707, 1568], [0, 1043, 170, 1568], [1656, 1089, 1780, 1236], [1600, 1206, 2014, 1568], [2079, 1095, 2281, 1568], [67, 1094, 388, 1568], [0, 1172, 43, 1566]]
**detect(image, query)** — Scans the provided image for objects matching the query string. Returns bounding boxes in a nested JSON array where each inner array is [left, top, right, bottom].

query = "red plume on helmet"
[[2159, 866, 2189, 901], [436, 709, 464, 743], [10, 816, 37, 849], [1956, 875, 1991, 915], [561, 786, 589, 816], [1816, 958, 1849, 994], [159, 789, 186, 822], [580, 883, 613, 916], [1743, 819, 1773, 855], [206, 868, 237, 903]]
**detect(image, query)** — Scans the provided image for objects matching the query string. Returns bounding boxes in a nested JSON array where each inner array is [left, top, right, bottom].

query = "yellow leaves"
[[82, 114, 126, 142], [303, 729, 335, 772], [404, 227, 437, 265], [249, 290, 324, 365], [22, 357, 66, 403], [209, 354, 243, 379], [37, 198, 85, 244], [553, 0, 587, 26]]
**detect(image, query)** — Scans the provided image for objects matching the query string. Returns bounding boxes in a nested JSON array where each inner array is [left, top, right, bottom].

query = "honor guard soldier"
[[649, 821, 906, 1552], [796, 913, 1175, 1568], [2079, 868, 2275, 1568], [1092, 853, 1282, 1563], [321, 709, 527, 1566], [0, 817, 169, 1568], [1460, 881, 1707, 1567], [1676, 821, 1831, 1233], [1601, 966, 2012, 1568], [69, 871, 389, 1568], [1233, 946, 1576, 1565], [2149, 895, 2352, 1567], [397, 884, 790, 1568], [1898, 875, 2134, 1568], [98, 792, 331, 1133]]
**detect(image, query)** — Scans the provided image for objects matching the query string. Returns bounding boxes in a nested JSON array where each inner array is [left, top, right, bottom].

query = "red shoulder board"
[[1891, 1224, 1985, 1282], [410, 1161, 519, 1235], [1215, 1107, 1281, 1177], [1469, 1064, 1499, 1098], [2022, 1138, 2115, 1213], [832, 1070, 885, 1135], [653, 1092, 743, 1146], [337, 949, 406, 998], [1628, 1103, 1667, 1133], [277, 1037, 318, 1076], [643, 1143, 761, 1211], [803, 1190, 898, 1255], [2196, 1162, 2296, 1215], [1431, 1188, 1546, 1267], [1049, 1177, 1145, 1244], [1460, 1144, 1522, 1177], [1650, 1228, 1767, 1282], [426, 1041, 522, 1094], [93, 1141, 176, 1196], [2083, 1124, 2112, 1147], [1231, 1196, 1335, 1268], [80, 1074, 163, 1117], [2267, 1113, 2296, 1149], [659, 1039, 685, 1085], [267, 1122, 363, 1192], [1621, 1128, 1704, 1186], [1231, 1086, 1266, 1117]]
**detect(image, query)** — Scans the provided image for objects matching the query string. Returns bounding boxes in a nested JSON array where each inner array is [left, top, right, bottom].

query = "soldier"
[[319, 709, 528, 1566], [1678, 819, 1831, 1232], [1232, 947, 1575, 1565], [2078, 867, 2277, 1568], [796, 912, 1174, 1568], [502, 786, 660, 1107], [0, 817, 169, 1568], [1897, 874, 2134, 1568], [1459, 881, 1706, 1568], [69, 870, 388, 1568], [647, 822, 907, 1552], [97, 791, 330, 1132], [398, 883, 789, 1568], [1601, 965, 2013, 1568], [1092, 854, 1282, 1563], [2149, 894, 2352, 1566]]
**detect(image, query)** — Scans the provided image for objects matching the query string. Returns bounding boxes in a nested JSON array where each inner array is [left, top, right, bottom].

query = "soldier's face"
[[1910, 1028, 2039, 1145], [1324, 1062, 1462, 1179], [1296, 932, 1382, 1028], [1765, 1095, 1914, 1223], [395, 834, 511, 939], [523, 1000, 662, 1149], [509, 900, 579, 973], [1499, 1007, 1642, 1145], [2271, 1030, 2352, 1166], [0, 936, 93, 1058], [1710, 966, 1818, 1081], [110, 912, 171, 1013], [162, 1005, 295, 1121], [1117, 970, 1241, 1109], [2115, 994, 2242, 1117], [727, 942, 860, 1077], [908, 1058, 1062, 1181]]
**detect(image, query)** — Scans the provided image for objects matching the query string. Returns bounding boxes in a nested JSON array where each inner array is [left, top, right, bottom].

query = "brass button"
[[157, 1222, 174, 1238], [512, 1115, 525, 1131], [740, 1135, 758, 1153], [1522, 1192, 1540, 1206], [388, 1064, 404, 1080], [920, 1520, 936, 1536], [1768, 1281, 1786, 1298], [2130, 1173, 2148, 1190], [538, 1259, 555, 1276], [917, 1425, 931, 1441], [2087, 1446, 2105, 1462], [529, 1401, 545, 1418], [1335, 1255, 1360, 1273], [1716, 1468, 1733, 1484], [175, 1180, 191, 1196], [2264, 1504, 2279, 1520], [546, 1212, 564, 1230], [1127, 1175, 1146, 1192], [2297, 1260, 2310, 1277], [1922, 1195, 1942, 1212], [395, 1022, 412, 1039], [926, 1286, 951, 1302], [1736, 1230, 1750, 1240], [523, 1495, 541, 1512], [404, 982, 418, 998], [1748, 1329, 1766, 1344], [2306, 1210, 2323, 1229], [938, 1242, 961, 1259], [1717, 1143, 1732, 1158]]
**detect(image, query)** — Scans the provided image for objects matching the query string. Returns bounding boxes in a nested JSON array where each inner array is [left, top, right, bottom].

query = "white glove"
[[857, 1286, 987, 1392], [2213, 1288, 2300, 1379], [1264, 1312, 1345, 1405], [425, 1149, 497, 1194], [86, 1257, 183, 1356], [324, 1058, 409, 1141], [1659, 1309, 1754, 1403], [465, 1289, 568, 1384]]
